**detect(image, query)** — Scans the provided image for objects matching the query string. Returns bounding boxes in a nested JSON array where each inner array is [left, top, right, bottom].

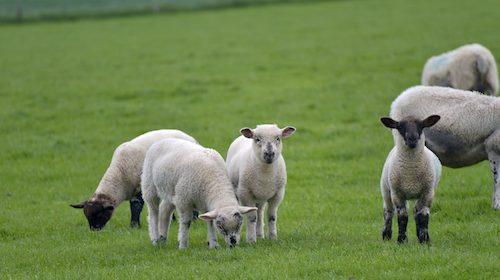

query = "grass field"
[[0, 0, 499, 278]]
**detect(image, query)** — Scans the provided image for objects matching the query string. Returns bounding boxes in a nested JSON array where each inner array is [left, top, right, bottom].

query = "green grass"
[[0, 0, 499, 278]]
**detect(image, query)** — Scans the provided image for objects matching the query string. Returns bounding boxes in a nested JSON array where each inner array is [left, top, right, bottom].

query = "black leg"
[[130, 192, 144, 228], [396, 206, 408, 243], [382, 208, 393, 240], [415, 211, 430, 244]]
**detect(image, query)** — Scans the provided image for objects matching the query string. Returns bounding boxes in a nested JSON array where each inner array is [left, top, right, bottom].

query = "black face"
[[396, 118, 424, 149], [83, 203, 114, 231], [215, 212, 243, 247], [380, 115, 441, 150]]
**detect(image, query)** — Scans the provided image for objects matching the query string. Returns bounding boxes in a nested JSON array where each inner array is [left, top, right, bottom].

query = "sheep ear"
[[198, 210, 218, 221], [70, 202, 86, 209], [281, 126, 296, 138], [240, 128, 254, 139], [423, 115, 440, 128], [380, 117, 398, 129], [238, 206, 258, 214]]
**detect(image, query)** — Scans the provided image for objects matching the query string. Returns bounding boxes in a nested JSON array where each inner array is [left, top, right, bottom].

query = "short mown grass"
[[0, 0, 499, 278]]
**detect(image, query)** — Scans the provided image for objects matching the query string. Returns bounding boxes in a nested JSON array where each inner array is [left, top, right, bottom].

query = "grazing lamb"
[[226, 124, 296, 243], [70, 129, 197, 231], [141, 138, 257, 249], [390, 86, 500, 209], [421, 43, 498, 95], [380, 115, 442, 243]]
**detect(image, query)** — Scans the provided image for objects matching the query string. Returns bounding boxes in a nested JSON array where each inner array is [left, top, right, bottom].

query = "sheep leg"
[[239, 193, 257, 243], [488, 153, 500, 209], [395, 200, 408, 243], [177, 209, 193, 249], [207, 220, 219, 249], [256, 202, 265, 239], [130, 192, 144, 228], [145, 196, 160, 245], [414, 206, 431, 244], [382, 208, 394, 241], [157, 200, 175, 245], [381, 186, 393, 240], [486, 132, 500, 209], [267, 190, 284, 240], [246, 209, 258, 243], [414, 191, 433, 244]]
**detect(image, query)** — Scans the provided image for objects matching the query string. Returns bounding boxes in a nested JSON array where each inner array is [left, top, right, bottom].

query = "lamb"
[[421, 43, 498, 95], [380, 115, 442, 243], [390, 86, 500, 209], [226, 124, 296, 243], [141, 138, 257, 249], [70, 129, 197, 231]]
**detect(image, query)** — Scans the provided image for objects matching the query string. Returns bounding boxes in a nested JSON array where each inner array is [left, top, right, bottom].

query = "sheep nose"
[[264, 152, 275, 163], [230, 237, 237, 246]]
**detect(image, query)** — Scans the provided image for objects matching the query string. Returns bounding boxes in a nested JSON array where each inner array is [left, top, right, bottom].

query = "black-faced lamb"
[[390, 86, 500, 209], [380, 115, 442, 243], [422, 43, 498, 95], [141, 138, 257, 249], [70, 129, 197, 230], [226, 124, 296, 243]]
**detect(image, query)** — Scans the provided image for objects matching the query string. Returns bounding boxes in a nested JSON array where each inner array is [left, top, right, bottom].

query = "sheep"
[[380, 115, 442, 243], [70, 129, 197, 231], [421, 43, 499, 95], [141, 138, 257, 249], [226, 124, 296, 243], [390, 86, 500, 209]]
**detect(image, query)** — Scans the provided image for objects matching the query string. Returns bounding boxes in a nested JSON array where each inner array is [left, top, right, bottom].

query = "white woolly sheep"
[[226, 124, 296, 243], [380, 115, 442, 243], [390, 85, 500, 209], [71, 129, 197, 230], [141, 138, 257, 249], [422, 43, 499, 95]]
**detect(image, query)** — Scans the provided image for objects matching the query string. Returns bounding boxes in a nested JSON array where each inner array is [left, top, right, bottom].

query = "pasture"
[[0, 0, 499, 278]]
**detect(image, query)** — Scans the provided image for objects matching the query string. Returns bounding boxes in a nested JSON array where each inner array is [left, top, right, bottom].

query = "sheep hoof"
[[418, 231, 430, 244], [152, 236, 167, 246], [382, 229, 392, 240], [208, 242, 219, 249], [130, 221, 140, 228], [493, 199, 500, 210], [246, 237, 257, 244], [397, 235, 407, 243]]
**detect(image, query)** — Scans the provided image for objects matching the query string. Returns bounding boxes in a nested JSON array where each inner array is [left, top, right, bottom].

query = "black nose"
[[263, 152, 275, 163], [230, 237, 237, 245]]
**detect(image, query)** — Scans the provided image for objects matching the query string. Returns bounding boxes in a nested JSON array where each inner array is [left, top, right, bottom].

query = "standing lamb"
[[421, 43, 498, 95], [380, 115, 442, 243], [390, 86, 500, 209], [70, 129, 197, 231], [141, 138, 257, 249], [226, 124, 296, 243]]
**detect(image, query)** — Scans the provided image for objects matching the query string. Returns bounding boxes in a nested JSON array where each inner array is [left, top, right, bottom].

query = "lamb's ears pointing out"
[[281, 126, 296, 138], [380, 117, 398, 129], [240, 128, 254, 139], [422, 115, 441, 128], [70, 202, 86, 209], [238, 206, 258, 214], [198, 210, 218, 221]]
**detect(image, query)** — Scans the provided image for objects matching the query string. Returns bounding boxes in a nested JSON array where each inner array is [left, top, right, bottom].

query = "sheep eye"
[[255, 138, 261, 143], [276, 137, 280, 142]]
